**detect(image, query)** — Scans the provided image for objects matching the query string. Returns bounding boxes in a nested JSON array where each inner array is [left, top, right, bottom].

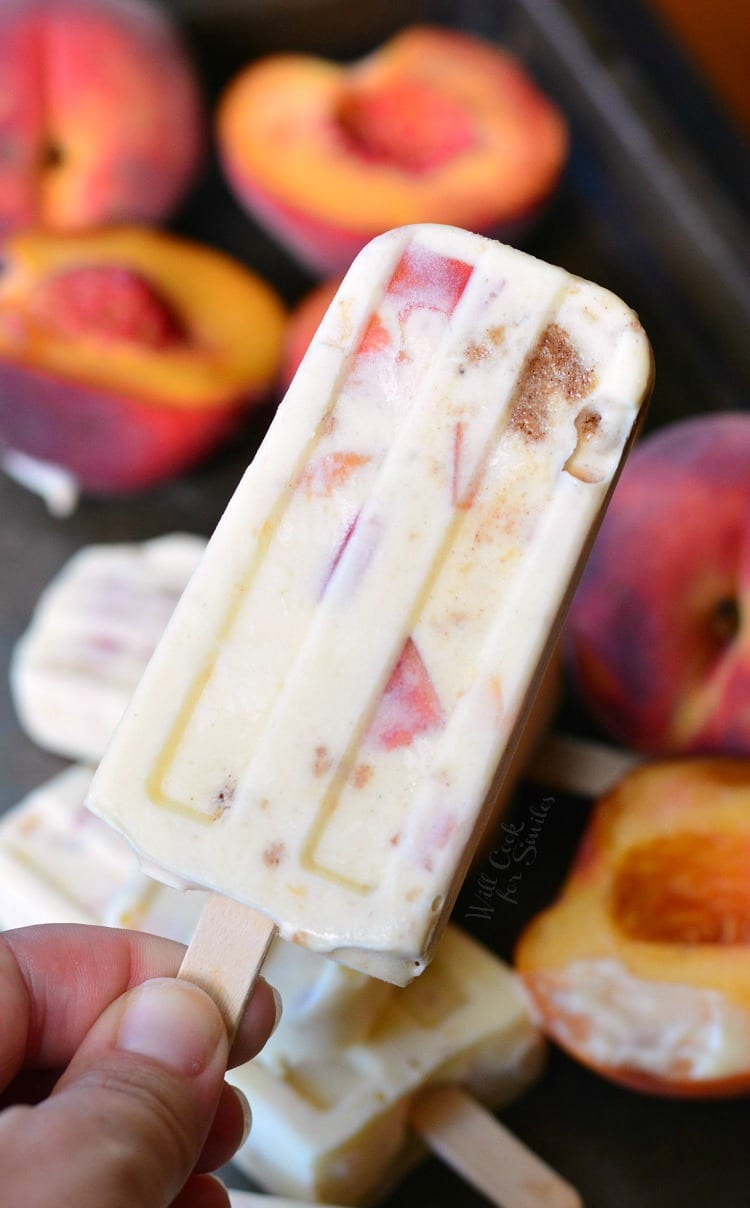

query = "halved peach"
[[0, 0, 203, 236], [279, 275, 342, 392], [217, 26, 568, 275], [516, 758, 750, 1096], [0, 227, 286, 493]]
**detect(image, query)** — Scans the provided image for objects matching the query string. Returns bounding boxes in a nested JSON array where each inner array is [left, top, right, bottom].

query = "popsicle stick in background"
[[177, 895, 277, 1040], [412, 1086, 582, 1208], [529, 732, 641, 799]]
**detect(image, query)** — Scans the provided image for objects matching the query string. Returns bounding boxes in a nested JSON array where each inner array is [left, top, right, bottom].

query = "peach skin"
[[217, 26, 568, 275], [516, 757, 750, 1096], [0, 0, 203, 235], [565, 413, 750, 757], [279, 276, 341, 393], [0, 227, 286, 494]]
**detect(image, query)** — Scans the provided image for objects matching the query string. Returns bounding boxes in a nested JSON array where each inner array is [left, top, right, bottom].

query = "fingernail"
[[232, 1083, 253, 1146], [268, 983, 283, 1036], [117, 978, 224, 1077]]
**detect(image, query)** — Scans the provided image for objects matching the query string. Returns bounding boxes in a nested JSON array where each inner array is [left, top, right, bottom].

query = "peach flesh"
[[612, 832, 750, 945], [28, 266, 186, 348], [0, 228, 286, 493], [516, 758, 750, 1095], [0, 227, 287, 405], [336, 79, 478, 172]]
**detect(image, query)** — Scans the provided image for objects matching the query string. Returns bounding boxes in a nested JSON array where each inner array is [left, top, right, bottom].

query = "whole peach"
[[565, 412, 750, 755], [0, 0, 203, 235]]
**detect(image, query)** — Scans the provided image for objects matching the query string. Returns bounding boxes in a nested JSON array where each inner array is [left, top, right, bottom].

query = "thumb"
[[2, 977, 232, 1208]]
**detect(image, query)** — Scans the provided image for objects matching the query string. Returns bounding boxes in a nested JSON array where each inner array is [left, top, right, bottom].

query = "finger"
[[195, 1082, 251, 1174], [172, 1173, 231, 1208], [228, 978, 281, 1069], [0, 925, 278, 1084], [0, 925, 184, 1086], [0, 978, 230, 1208]]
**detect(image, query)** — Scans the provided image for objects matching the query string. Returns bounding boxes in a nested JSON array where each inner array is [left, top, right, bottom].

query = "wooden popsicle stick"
[[178, 893, 277, 1040], [411, 1085, 582, 1208], [529, 732, 639, 799]]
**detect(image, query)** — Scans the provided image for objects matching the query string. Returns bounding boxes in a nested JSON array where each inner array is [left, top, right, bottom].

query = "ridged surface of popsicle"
[[88, 224, 652, 983]]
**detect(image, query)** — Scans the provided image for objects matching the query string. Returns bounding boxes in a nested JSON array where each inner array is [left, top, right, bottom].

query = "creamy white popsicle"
[[88, 224, 652, 985], [0, 765, 136, 928], [11, 534, 205, 763], [229, 926, 545, 1206]]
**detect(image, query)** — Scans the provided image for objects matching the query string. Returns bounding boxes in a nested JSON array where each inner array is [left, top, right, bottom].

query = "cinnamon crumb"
[[508, 323, 596, 442], [564, 407, 607, 482], [320, 411, 336, 436], [209, 777, 236, 820], [465, 340, 490, 363], [263, 841, 285, 867], [575, 408, 602, 440], [351, 763, 373, 789], [313, 745, 332, 776]]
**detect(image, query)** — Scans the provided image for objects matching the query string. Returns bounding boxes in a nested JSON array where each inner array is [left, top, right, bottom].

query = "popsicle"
[[87, 223, 652, 1006], [1, 750, 612, 1206], [11, 524, 559, 894], [113, 871, 395, 1068], [0, 765, 137, 928], [0, 734, 617, 935], [11, 533, 206, 763], [228, 926, 546, 1206], [108, 865, 208, 944]]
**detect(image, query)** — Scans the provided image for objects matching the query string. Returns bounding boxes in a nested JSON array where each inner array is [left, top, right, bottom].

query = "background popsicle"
[[11, 533, 206, 763]]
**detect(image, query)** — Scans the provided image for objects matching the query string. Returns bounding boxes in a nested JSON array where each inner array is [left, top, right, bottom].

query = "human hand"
[[0, 923, 280, 1208]]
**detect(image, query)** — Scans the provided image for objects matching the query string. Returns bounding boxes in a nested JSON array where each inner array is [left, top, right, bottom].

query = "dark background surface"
[[1, 0, 749, 1204]]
